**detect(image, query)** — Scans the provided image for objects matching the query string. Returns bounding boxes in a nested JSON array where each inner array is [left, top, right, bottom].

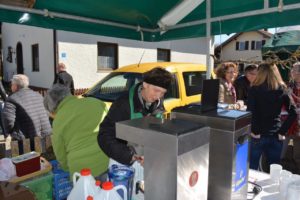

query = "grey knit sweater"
[[2, 88, 52, 139]]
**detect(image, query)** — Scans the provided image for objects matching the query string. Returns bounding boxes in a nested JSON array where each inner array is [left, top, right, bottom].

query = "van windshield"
[[84, 72, 143, 102]]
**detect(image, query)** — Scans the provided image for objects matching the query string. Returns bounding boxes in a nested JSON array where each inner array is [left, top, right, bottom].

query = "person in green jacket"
[[44, 84, 109, 176]]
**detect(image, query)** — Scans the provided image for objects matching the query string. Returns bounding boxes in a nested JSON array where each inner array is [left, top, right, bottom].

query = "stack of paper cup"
[[270, 164, 282, 184], [279, 170, 292, 200], [286, 180, 300, 200]]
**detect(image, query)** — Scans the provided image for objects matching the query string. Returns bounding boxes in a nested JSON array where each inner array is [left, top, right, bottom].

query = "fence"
[[0, 135, 52, 158]]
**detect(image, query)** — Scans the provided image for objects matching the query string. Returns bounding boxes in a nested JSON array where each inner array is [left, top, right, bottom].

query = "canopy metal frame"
[[1, 1, 300, 35], [1, 1, 300, 77]]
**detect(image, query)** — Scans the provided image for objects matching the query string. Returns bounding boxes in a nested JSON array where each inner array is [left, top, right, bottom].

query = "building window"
[[32, 44, 39, 71], [183, 71, 206, 96], [97, 42, 118, 71], [251, 40, 265, 50], [255, 41, 262, 50], [157, 48, 171, 62], [235, 41, 249, 51]]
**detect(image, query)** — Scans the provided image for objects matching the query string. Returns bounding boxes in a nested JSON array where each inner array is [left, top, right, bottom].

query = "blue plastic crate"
[[50, 160, 60, 170], [50, 160, 73, 200]]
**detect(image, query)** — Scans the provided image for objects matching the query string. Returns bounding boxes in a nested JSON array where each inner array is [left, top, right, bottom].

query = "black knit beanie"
[[143, 67, 172, 90]]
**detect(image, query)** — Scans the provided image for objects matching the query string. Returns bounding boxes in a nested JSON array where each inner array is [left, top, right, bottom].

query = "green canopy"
[[262, 30, 300, 60], [262, 30, 300, 81], [0, 0, 300, 41]]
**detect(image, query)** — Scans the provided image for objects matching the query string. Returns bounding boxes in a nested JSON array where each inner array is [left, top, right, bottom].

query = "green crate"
[[21, 172, 53, 200]]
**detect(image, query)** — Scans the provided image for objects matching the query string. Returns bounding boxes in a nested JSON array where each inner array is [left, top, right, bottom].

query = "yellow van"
[[84, 62, 211, 113]]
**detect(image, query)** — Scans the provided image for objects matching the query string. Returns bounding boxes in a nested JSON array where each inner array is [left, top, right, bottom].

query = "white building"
[[215, 30, 272, 62], [2, 22, 209, 89]]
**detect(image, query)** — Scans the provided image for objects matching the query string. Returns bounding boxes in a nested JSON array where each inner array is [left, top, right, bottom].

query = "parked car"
[[84, 62, 212, 113]]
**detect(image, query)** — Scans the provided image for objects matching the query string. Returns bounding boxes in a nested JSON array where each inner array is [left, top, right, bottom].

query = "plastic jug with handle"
[[95, 180, 101, 193], [108, 164, 134, 200], [94, 181, 127, 200], [67, 168, 98, 200], [87, 196, 94, 200]]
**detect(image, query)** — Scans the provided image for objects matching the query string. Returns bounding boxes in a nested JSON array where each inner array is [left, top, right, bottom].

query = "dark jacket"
[[234, 76, 250, 104], [247, 84, 296, 136], [54, 71, 75, 95], [1, 88, 52, 139], [0, 81, 7, 101], [98, 83, 164, 165]]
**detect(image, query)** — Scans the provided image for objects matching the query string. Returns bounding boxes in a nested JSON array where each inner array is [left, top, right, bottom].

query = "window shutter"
[[245, 41, 249, 50], [251, 41, 255, 50], [236, 42, 239, 50]]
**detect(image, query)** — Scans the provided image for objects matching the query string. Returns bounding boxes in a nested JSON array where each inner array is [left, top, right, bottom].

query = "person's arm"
[[234, 79, 244, 101], [218, 84, 225, 103], [247, 87, 260, 135], [70, 78, 75, 95], [0, 81, 7, 101], [53, 74, 58, 84], [98, 97, 135, 165], [40, 114, 52, 137], [51, 128, 68, 171], [278, 93, 297, 135], [1, 100, 16, 135]]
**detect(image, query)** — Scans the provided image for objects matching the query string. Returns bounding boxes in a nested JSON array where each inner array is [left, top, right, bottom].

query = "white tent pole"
[[205, 0, 213, 79], [264, 0, 269, 10], [166, 3, 300, 31]]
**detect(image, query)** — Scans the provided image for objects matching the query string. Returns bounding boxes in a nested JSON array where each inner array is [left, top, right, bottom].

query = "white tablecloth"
[[249, 170, 280, 200]]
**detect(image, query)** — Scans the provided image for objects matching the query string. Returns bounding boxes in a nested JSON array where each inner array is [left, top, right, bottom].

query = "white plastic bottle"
[[95, 180, 101, 193], [67, 168, 98, 200], [94, 181, 127, 200], [87, 196, 93, 200]]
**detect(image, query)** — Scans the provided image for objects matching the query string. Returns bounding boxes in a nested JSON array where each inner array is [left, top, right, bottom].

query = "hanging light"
[[18, 13, 30, 23], [157, 0, 204, 32]]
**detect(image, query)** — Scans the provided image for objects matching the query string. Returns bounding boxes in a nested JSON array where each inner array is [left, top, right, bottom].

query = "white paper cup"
[[280, 170, 292, 178], [279, 171, 293, 200], [291, 174, 300, 182], [286, 181, 300, 200], [270, 164, 282, 183]]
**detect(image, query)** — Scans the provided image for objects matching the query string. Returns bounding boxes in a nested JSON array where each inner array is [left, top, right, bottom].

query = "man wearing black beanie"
[[98, 67, 172, 166]]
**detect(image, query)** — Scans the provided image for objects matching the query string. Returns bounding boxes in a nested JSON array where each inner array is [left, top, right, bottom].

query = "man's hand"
[[278, 134, 285, 141], [250, 133, 261, 139], [132, 155, 144, 166]]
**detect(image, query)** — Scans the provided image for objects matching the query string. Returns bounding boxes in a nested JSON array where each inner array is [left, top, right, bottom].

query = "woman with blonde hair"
[[247, 63, 297, 170]]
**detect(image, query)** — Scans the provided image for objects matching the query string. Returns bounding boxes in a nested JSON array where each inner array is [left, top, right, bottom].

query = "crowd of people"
[[215, 61, 300, 173], [0, 64, 172, 180], [1, 61, 300, 183]]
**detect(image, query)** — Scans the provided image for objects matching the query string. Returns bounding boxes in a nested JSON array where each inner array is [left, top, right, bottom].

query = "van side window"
[[183, 72, 206, 96], [164, 74, 179, 99]]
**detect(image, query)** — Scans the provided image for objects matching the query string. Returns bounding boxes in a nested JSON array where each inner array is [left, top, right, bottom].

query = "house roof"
[[215, 30, 273, 51]]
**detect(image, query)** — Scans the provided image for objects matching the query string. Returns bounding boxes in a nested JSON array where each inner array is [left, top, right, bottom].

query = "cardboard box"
[[12, 152, 41, 177]]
